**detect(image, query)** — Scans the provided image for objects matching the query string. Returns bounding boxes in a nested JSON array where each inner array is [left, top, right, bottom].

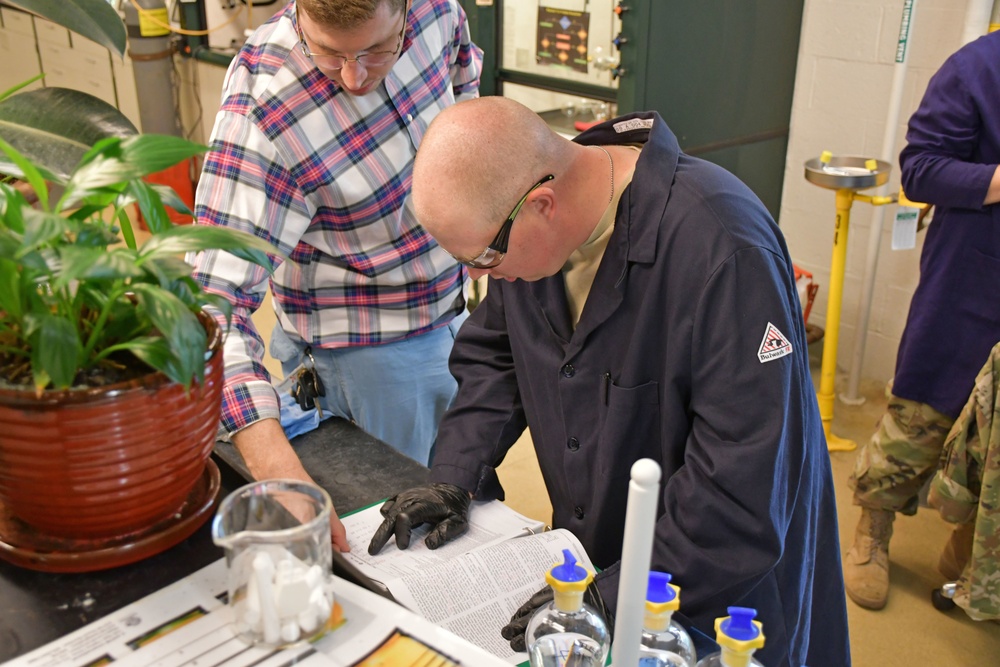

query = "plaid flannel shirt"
[[190, 0, 482, 435]]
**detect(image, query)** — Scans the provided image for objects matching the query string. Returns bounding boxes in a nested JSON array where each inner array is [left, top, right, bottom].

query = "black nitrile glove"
[[367, 482, 471, 555], [500, 580, 613, 652]]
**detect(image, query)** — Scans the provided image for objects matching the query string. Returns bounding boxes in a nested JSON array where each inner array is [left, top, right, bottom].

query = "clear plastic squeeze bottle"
[[694, 607, 766, 667], [526, 549, 610, 667], [638, 571, 696, 666]]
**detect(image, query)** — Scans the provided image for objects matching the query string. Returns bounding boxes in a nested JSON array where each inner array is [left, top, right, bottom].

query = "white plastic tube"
[[841, 0, 919, 405], [961, 0, 993, 45], [610, 459, 662, 667]]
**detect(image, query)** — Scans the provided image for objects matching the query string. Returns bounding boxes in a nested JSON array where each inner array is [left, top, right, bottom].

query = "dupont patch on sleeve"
[[758, 322, 793, 363], [613, 118, 654, 133]]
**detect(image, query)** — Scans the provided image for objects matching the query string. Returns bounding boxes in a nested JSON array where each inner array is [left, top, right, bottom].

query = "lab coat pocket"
[[598, 380, 660, 478]]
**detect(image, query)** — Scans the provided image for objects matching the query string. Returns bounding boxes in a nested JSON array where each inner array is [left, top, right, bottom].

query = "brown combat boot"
[[938, 522, 975, 582], [843, 508, 895, 609]]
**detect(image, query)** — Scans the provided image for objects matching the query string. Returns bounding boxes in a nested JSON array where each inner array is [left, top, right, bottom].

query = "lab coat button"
[[561, 364, 575, 378], [567, 437, 580, 451], [574, 506, 585, 519]]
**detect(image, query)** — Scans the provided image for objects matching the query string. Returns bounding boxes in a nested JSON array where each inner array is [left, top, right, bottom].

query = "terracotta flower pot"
[[0, 315, 223, 543]]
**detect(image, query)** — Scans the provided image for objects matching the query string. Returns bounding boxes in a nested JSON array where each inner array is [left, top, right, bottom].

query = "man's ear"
[[528, 187, 556, 221]]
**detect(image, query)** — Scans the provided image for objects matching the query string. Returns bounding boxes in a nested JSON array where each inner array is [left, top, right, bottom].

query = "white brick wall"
[[780, 0, 988, 384]]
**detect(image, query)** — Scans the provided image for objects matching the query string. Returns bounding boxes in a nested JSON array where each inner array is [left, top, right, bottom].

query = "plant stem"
[[81, 283, 127, 362]]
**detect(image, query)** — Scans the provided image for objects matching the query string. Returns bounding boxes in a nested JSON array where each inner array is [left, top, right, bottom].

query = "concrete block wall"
[[779, 0, 986, 385]]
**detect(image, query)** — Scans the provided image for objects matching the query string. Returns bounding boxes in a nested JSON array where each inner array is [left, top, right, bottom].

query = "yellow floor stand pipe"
[[818, 189, 858, 452]]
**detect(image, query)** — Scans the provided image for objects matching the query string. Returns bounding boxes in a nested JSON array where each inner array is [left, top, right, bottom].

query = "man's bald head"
[[413, 97, 568, 241]]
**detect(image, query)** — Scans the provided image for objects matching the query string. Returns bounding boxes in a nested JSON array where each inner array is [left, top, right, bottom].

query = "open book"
[[340, 500, 597, 663]]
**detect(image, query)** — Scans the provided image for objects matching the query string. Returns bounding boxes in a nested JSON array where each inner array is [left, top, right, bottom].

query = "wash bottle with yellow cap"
[[525, 549, 610, 667], [638, 571, 696, 666], [694, 607, 765, 667]]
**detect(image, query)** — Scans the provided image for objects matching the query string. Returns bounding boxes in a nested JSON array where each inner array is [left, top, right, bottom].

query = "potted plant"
[[0, 0, 278, 572]]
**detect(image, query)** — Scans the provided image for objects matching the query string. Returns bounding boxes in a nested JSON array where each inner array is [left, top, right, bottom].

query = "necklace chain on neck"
[[594, 145, 614, 206]]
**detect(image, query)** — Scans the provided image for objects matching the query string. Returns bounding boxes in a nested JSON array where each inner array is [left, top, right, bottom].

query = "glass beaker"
[[212, 479, 335, 647]]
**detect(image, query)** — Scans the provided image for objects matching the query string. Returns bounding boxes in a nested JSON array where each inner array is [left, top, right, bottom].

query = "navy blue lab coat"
[[429, 112, 851, 667], [894, 30, 1000, 418]]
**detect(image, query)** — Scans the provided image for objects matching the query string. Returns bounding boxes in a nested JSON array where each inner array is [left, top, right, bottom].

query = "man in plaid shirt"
[[189, 0, 482, 550]]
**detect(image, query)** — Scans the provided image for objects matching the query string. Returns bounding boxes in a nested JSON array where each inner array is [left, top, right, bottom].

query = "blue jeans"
[[269, 312, 467, 466]]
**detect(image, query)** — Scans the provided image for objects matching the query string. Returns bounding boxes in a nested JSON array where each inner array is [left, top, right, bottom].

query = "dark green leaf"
[[57, 246, 141, 287], [118, 336, 173, 372], [74, 222, 122, 249], [0, 259, 23, 318], [127, 179, 171, 234], [32, 314, 81, 389], [131, 284, 206, 388], [0, 88, 136, 182], [6, 0, 127, 57]]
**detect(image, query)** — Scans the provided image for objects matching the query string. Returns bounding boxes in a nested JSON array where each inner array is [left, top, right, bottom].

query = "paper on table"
[[341, 500, 596, 663], [4, 558, 511, 667]]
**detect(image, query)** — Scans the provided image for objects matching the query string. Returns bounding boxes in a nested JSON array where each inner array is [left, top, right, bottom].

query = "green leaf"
[[117, 336, 173, 371], [6, 0, 127, 58], [0, 74, 45, 103], [141, 225, 282, 270], [143, 255, 196, 284], [131, 284, 206, 387], [67, 135, 206, 200], [0, 227, 21, 260], [0, 88, 136, 182], [74, 222, 122, 249], [149, 183, 195, 217], [200, 292, 234, 328], [0, 135, 50, 210], [18, 247, 53, 274], [57, 246, 141, 287], [0, 259, 23, 319], [20, 208, 70, 255], [0, 182, 28, 234], [116, 206, 137, 251], [127, 179, 171, 234], [32, 314, 82, 389]]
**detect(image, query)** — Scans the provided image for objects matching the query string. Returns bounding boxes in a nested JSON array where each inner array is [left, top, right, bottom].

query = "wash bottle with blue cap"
[[694, 607, 766, 667], [638, 571, 696, 667], [525, 549, 610, 667]]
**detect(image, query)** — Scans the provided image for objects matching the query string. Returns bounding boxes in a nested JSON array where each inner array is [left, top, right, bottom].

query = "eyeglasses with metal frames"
[[457, 174, 555, 270], [295, 3, 407, 70]]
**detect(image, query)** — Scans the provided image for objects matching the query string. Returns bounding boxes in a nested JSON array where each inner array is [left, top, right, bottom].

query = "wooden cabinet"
[[0, 5, 42, 92], [0, 5, 143, 131]]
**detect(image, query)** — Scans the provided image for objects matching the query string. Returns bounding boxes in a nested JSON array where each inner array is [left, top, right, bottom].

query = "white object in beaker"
[[212, 479, 336, 647]]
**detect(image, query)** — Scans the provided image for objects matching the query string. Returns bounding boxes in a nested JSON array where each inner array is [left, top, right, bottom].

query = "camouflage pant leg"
[[929, 342, 1000, 620], [848, 385, 955, 515]]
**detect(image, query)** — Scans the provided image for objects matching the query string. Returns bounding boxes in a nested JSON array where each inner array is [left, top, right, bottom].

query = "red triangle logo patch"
[[758, 322, 793, 363]]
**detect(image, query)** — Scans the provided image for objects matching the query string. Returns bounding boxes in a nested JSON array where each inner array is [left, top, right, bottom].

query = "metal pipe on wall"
[[122, 0, 181, 137], [840, 0, 918, 405]]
